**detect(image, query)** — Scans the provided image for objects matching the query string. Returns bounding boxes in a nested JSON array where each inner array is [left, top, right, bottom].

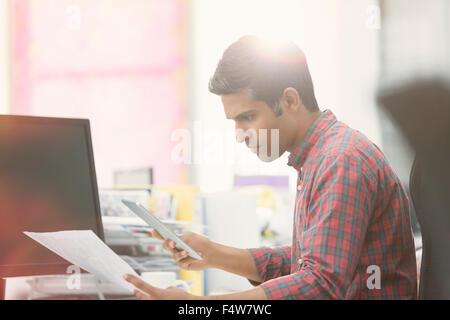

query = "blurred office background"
[[1, 0, 449, 295]]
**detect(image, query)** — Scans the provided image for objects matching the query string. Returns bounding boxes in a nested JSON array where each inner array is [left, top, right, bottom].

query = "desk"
[[3, 275, 135, 300], [0, 278, 5, 300]]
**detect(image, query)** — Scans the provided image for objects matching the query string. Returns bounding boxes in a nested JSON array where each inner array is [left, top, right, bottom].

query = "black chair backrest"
[[410, 156, 450, 299], [379, 79, 450, 299]]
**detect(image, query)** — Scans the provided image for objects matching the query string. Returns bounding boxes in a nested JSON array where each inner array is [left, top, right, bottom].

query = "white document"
[[24, 230, 138, 294]]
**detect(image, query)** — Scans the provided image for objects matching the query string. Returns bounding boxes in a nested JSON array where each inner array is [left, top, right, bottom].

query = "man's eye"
[[245, 114, 254, 121]]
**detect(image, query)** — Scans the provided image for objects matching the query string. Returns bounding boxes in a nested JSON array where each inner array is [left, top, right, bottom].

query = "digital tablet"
[[121, 199, 203, 260]]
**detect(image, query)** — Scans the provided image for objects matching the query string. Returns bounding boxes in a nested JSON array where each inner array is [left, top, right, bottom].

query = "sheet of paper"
[[24, 230, 138, 293]]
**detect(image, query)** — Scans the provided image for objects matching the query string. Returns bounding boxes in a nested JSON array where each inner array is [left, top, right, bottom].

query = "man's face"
[[222, 90, 293, 162]]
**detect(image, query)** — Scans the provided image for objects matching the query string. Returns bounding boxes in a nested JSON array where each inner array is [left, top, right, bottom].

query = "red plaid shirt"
[[248, 110, 417, 299]]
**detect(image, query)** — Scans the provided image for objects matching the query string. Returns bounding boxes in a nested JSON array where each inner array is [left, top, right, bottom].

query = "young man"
[[125, 36, 417, 300]]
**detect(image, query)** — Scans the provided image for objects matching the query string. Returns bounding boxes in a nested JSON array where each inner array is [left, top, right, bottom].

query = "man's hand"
[[152, 229, 262, 285], [124, 273, 268, 300], [124, 274, 196, 300], [151, 229, 217, 271]]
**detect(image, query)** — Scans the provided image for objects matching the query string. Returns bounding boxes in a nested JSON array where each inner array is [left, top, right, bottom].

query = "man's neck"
[[287, 110, 322, 153]]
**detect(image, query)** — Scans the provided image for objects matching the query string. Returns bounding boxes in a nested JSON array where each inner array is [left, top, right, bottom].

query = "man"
[[125, 35, 417, 299]]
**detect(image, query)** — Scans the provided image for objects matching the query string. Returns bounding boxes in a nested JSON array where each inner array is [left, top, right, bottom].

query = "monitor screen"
[[0, 115, 104, 277]]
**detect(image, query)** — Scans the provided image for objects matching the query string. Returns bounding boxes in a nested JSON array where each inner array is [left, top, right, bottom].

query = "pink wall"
[[10, 0, 188, 187]]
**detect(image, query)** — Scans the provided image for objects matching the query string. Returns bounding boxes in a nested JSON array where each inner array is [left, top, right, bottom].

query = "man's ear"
[[282, 87, 302, 113]]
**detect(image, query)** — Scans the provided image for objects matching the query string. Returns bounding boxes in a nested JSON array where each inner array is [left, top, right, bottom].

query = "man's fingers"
[[162, 240, 171, 251], [179, 259, 196, 270], [163, 240, 179, 254], [134, 289, 152, 300], [174, 250, 189, 262], [177, 256, 199, 270], [151, 229, 163, 240], [124, 274, 157, 295]]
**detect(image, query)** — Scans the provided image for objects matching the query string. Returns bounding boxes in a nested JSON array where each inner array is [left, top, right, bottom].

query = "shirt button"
[[298, 258, 303, 265], [297, 185, 302, 191]]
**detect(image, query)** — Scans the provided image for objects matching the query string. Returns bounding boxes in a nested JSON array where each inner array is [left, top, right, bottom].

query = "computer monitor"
[[0, 115, 104, 281]]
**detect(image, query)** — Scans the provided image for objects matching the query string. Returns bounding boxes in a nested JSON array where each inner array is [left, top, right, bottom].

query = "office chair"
[[378, 79, 450, 299], [410, 155, 450, 299]]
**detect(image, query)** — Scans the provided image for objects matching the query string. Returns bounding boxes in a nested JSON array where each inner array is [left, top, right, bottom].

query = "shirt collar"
[[287, 109, 337, 170]]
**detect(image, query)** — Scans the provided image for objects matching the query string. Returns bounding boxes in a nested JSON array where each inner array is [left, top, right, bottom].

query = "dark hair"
[[209, 35, 319, 115]]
